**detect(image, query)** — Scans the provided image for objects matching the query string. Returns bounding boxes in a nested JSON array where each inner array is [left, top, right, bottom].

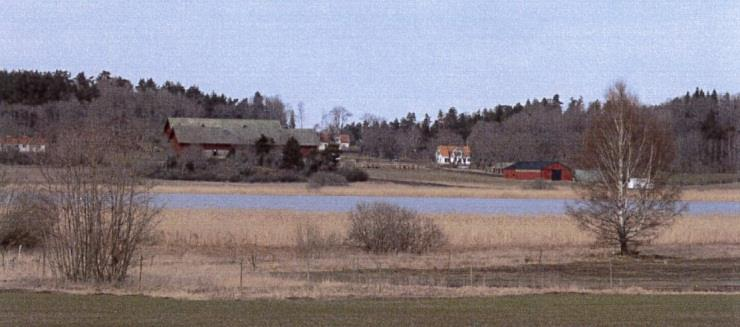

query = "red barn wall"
[[300, 146, 317, 157], [543, 162, 573, 181], [503, 163, 573, 181]]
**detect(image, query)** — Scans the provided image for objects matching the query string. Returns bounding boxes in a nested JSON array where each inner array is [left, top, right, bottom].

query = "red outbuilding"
[[503, 161, 573, 181]]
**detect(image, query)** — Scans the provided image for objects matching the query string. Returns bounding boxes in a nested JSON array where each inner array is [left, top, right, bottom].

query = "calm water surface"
[[155, 193, 740, 215]]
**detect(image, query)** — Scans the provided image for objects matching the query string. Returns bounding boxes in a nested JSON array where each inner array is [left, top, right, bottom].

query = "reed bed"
[[152, 180, 740, 202], [152, 181, 578, 199], [155, 209, 740, 250]]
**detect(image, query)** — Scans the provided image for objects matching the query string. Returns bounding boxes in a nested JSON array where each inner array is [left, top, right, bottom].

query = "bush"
[[307, 172, 348, 189], [336, 166, 369, 182], [245, 169, 305, 183], [151, 156, 309, 183], [0, 191, 53, 249], [523, 179, 555, 190], [0, 150, 39, 165], [347, 202, 445, 254]]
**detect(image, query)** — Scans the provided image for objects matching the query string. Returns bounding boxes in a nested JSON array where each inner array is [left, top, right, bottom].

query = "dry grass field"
[[2, 209, 738, 300], [7, 164, 740, 201], [2, 164, 739, 301], [154, 209, 740, 250], [153, 179, 740, 202]]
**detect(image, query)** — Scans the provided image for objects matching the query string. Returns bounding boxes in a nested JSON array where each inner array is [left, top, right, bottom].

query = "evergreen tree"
[[420, 114, 432, 139], [255, 134, 274, 166], [281, 137, 304, 170], [320, 144, 342, 170], [74, 72, 99, 102], [288, 110, 296, 129]]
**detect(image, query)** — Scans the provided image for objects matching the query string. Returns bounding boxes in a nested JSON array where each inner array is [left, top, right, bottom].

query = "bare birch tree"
[[296, 102, 306, 129], [323, 106, 352, 134], [41, 120, 160, 282], [567, 82, 684, 255]]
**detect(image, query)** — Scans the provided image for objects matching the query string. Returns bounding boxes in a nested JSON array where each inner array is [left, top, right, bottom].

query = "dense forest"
[[1, 69, 738, 173], [0, 70, 291, 151], [351, 91, 740, 173]]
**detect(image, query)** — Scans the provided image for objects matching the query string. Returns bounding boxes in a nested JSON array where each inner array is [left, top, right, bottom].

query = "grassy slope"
[[2, 291, 738, 326]]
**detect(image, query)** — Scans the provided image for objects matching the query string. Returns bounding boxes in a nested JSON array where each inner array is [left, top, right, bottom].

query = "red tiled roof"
[[437, 145, 470, 157], [319, 133, 332, 142], [1, 135, 47, 145]]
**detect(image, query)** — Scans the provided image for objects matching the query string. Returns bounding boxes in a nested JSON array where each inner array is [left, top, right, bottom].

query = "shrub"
[[523, 179, 555, 190], [0, 150, 38, 165], [337, 166, 369, 182], [246, 168, 305, 183], [347, 202, 445, 254], [307, 172, 348, 189], [0, 191, 53, 249]]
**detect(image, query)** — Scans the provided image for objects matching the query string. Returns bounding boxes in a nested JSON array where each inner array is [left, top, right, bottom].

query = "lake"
[[155, 193, 740, 215]]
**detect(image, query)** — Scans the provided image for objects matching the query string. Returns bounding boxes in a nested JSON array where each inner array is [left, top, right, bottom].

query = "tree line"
[[350, 91, 739, 173], [2, 69, 739, 173], [0, 70, 294, 155]]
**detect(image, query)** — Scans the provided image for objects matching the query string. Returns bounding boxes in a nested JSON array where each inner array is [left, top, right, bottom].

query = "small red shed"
[[503, 161, 573, 181]]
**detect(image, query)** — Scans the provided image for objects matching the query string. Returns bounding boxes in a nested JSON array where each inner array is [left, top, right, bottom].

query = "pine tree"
[[255, 134, 274, 166], [281, 137, 303, 170]]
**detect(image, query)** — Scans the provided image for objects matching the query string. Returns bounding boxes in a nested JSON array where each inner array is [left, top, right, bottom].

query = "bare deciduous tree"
[[567, 82, 685, 255], [296, 102, 306, 129], [323, 106, 352, 134], [41, 121, 160, 282]]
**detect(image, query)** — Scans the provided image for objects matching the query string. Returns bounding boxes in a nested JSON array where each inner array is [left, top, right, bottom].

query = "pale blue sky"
[[2, 1, 739, 125]]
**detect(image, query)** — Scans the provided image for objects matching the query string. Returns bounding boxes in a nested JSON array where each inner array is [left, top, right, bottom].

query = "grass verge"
[[1, 291, 738, 326]]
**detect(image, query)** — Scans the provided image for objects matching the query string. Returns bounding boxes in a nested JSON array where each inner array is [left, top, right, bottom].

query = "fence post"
[[538, 249, 543, 288], [353, 257, 358, 283], [609, 258, 613, 289], [239, 258, 244, 289], [138, 255, 143, 291], [469, 266, 473, 287], [42, 248, 46, 279]]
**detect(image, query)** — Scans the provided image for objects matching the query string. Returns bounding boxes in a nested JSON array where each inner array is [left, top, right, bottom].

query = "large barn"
[[164, 118, 319, 158], [503, 161, 573, 181]]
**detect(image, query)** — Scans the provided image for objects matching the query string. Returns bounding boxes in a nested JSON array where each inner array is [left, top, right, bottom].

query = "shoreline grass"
[[151, 180, 740, 202], [5, 164, 740, 201]]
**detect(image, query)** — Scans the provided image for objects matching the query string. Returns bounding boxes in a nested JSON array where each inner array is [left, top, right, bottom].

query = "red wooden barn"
[[164, 118, 319, 158], [503, 161, 573, 181]]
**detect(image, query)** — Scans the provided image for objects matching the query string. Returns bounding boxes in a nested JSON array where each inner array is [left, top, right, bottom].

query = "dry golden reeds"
[[155, 209, 740, 250]]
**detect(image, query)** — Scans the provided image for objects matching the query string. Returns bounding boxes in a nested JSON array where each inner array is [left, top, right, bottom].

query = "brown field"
[[3, 209, 738, 300], [153, 179, 740, 202], [6, 164, 740, 201]]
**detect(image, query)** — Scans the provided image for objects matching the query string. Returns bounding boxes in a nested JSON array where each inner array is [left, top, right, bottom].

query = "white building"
[[435, 145, 471, 167], [0, 136, 47, 153]]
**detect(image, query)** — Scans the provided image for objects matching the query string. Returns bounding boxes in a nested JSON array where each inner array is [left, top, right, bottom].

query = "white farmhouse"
[[435, 145, 471, 167], [0, 136, 47, 153]]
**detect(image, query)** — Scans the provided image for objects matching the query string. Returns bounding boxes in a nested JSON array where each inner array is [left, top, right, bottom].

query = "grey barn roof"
[[167, 118, 319, 146]]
